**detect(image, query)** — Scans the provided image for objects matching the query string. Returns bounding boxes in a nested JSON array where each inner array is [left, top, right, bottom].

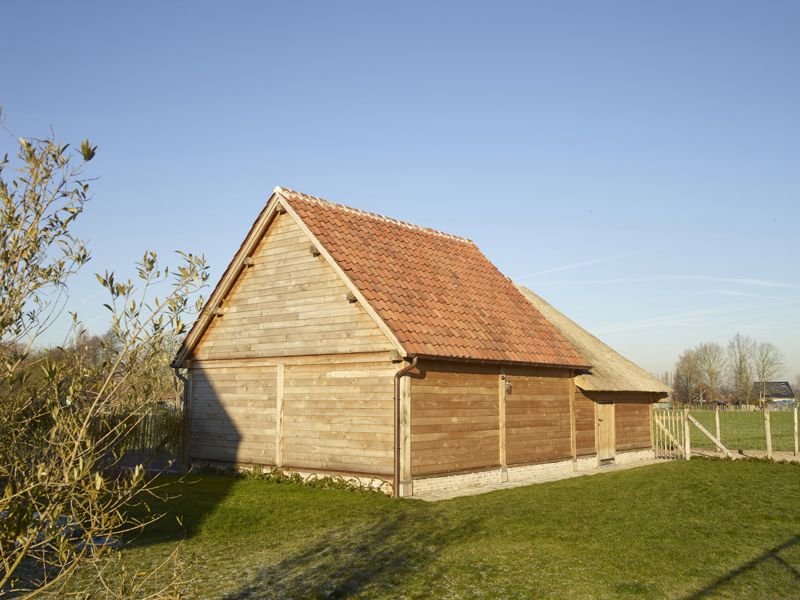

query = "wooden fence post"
[[793, 407, 798, 457], [764, 407, 772, 459], [683, 407, 691, 460], [715, 405, 721, 453]]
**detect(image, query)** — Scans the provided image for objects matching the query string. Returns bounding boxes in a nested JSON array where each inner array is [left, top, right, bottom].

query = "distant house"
[[174, 187, 668, 497], [752, 381, 796, 405]]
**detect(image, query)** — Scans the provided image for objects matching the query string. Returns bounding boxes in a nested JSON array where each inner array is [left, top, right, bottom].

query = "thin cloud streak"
[[594, 310, 712, 334], [712, 289, 781, 301], [530, 275, 800, 289], [593, 299, 800, 335], [515, 254, 631, 280]]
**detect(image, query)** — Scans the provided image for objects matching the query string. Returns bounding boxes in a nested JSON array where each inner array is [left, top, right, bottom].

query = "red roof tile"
[[280, 188, 588, 368]]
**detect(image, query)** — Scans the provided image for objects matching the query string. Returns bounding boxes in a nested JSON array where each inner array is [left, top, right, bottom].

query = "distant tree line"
[[671, 334, 786, 405]]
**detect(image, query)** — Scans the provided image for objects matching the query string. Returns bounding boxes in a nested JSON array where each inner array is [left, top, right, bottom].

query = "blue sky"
[[2, 1, 798, 379]]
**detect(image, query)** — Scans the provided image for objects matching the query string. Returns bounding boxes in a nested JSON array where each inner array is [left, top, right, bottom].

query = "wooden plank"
[[615, 401, 652, 451], [399, 374, 412, 495], [574, 389, 596, 456], [687, 414, 734, 459], [192, 213, 395, 360], [275, 363, 285, 468], [505, 372, 571, 465], [569, 372, 577, 462], [281, 361, 394, 473], [597, 403, 615, 461], [499, 373, 507, 471], [410, 365, 500, 476], [189, 364, 278, 465], [684, 407, 691, 460]]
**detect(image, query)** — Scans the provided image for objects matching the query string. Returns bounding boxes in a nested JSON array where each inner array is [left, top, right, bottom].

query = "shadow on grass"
[[685, 534, 800, 599], [125, 472, 241, 547], [222, 512, 477, 599]]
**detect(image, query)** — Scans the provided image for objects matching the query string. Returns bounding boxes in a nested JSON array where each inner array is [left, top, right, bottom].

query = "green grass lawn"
[[68, 460, 800, 599], [689, 410, 797, 453]]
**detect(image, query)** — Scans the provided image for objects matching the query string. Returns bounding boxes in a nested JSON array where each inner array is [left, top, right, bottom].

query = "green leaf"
[[80, 139, 97, 161]]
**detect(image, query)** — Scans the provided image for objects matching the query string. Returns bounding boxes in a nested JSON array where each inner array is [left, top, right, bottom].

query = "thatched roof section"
[[516, 286, 670, 394]]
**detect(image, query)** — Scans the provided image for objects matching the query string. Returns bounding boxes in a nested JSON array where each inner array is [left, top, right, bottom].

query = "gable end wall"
[[188, 212, 396, 472], [192, 212, 394, 360]]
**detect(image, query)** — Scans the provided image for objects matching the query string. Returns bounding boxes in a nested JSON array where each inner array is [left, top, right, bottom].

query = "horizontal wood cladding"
[[579, 390, 661, 453], [190, 364, 277, 464], [574, 389, 597, 456], [504, 367, 572, 465], [614, 400, 652, 451], [410, 363, 500, 476], [192, 213, 393, 360], [282, 361, 395, 475]]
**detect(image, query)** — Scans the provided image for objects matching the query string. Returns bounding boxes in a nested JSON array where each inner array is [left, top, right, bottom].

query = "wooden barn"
[[174, 187, 667, 497]]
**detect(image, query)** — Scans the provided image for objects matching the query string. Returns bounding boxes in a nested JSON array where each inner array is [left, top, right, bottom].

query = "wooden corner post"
[[498, 372, 508, 482], [399, 375, 413, 496]]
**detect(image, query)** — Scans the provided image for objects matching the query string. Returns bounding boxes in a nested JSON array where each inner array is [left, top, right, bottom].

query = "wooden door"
[[597, 402, 615, 462]]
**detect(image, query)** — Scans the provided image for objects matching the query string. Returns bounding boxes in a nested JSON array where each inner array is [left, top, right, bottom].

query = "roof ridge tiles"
[[275, 186, 474, 244]]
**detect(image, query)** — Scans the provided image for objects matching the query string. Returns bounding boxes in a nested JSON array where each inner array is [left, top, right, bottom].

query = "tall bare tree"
[[673, 348, 702, 405], [727, 333, 754, 405], [695, 342, 726, 402], [752, 341, 785, 403]]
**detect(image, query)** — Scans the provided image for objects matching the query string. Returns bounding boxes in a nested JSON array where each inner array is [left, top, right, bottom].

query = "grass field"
[[62, 459, 800, 599], [689, 410, 797, 453]]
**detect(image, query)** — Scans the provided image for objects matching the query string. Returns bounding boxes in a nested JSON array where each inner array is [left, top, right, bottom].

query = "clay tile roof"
[[279, 187, 589, 368]]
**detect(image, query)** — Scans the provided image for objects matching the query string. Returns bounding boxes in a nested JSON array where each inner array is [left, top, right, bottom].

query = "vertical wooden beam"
[[794, 407, 799, 457], [683, 407, 691, 460], [183, 365, 193, 465], [399, 375, 413, 496], [764, 407, 772, 459], [568, 371, 577, 466], [498, 372, 508, 482], [593, 400, 600, 466], [714, 405, 721, 453], [611, 403, 616, 458], [652, 408, 658, 458], [275, 363, 285, 469]]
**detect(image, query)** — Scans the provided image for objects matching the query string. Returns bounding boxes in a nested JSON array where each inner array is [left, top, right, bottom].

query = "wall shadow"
[[222, 513, 478, 599], [684, 535, 800, 599], [124, 363, 244, 546]]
